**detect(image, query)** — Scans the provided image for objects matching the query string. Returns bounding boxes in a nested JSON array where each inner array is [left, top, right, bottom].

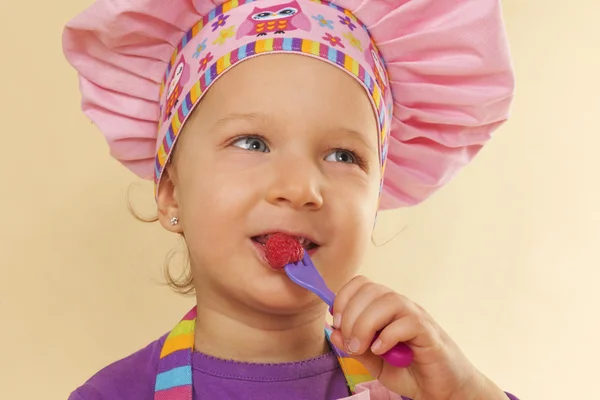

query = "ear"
[[157, 165, 183, 234]]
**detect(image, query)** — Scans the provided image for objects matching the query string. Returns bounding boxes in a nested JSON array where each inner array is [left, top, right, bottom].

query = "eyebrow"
[[210, 112, 268, 131], [332, 126, 378, 153]]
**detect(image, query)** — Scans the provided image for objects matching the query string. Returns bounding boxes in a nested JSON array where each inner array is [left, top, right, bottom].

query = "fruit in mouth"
[[263, 233, 305, 269]]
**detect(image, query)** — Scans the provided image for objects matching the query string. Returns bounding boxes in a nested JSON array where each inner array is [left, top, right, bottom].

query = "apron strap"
[[154, 308, 196, 400], [154, 307, 375, 399], [326, 326, 375, 394]]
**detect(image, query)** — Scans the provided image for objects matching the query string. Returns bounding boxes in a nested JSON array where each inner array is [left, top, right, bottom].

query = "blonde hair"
[[162, 244, 195, 295], [126, 182, 196, 294]]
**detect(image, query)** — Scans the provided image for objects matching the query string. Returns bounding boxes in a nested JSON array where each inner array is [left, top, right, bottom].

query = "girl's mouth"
[[251, 234, 319, 251]]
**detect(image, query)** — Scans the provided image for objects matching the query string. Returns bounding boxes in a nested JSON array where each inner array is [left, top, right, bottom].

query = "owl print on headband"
[[154, 0, 394, 202], [236, 1, 312, 38], [162, 56, 191, 124]]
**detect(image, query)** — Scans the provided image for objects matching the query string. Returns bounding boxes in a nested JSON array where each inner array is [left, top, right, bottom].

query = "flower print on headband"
[[338, 15, 356, 31], [323, 32, 344, 48], [192, 39, 208, 59], [213, 26, 236, 45], [211, 14, 230, 31], [312, 14, 333, 29], [198, 52, 214, 73], [343, 32, 362, 51]]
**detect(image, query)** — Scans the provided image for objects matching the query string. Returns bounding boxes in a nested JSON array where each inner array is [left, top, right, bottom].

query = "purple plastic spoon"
[[284, 252, 414, 368]]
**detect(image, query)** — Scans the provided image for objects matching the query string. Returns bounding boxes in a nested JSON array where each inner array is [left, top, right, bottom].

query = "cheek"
[[331, 168, 380, 229], [321, 175, 379, 289], [178, 148, 261, 213], [176, 156, 260, 258]]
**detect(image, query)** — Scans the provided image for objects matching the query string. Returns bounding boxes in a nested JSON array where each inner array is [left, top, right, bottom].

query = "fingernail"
[[333, 313, 342, 329], [371, 338, 382, 353], [346, 337, 360, 354]]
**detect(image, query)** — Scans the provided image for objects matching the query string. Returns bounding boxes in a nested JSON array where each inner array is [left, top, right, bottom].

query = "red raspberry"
[[264, 233, 305, 269]]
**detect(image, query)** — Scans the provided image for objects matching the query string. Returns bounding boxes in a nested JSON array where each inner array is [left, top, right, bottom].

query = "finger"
[[332, 275, 370, 317], [348, 292, 416, 355], [338, 283, 392, 348], [329, 329, 384, 379], [331, 275, 370, 328], [370, 313, 441, 356], [329, 329, 345, 351], [331, 331, 384, 379]]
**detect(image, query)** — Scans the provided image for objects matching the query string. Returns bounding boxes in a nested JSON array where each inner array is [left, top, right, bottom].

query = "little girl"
[[63, 0, 517, 399]]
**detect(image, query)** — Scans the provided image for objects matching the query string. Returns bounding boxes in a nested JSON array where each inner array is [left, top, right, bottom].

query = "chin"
[[238, 274, 323, 315]]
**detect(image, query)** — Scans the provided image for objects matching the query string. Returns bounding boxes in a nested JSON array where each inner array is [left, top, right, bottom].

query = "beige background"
[[1, 0, 598, 399]]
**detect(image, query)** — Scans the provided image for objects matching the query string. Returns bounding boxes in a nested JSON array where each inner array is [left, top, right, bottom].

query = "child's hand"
[[328, 276, 508, 400]]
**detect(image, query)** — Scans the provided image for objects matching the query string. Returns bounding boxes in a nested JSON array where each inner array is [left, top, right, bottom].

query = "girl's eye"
[[231, 136, 270, 152], [325, 150, 358, 164]]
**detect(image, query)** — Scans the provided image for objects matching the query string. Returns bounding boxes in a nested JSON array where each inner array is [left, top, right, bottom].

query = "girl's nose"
[[265, 157, 324, 211]]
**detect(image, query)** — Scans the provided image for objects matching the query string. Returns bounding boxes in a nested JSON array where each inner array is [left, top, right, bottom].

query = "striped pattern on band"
[[154, 308, 196, 399]]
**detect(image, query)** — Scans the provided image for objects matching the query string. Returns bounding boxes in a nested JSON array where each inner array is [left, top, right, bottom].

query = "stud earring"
[[169, 217, 179, 226]]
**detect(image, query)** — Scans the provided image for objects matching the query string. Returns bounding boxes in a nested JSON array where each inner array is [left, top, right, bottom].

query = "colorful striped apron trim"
[[154, 307, 375, 399]]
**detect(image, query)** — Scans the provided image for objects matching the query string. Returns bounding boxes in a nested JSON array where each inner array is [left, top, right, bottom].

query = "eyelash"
[[228, 135, 367, 170], [329, 147, 367, 170], [228, 134, 270, 152]]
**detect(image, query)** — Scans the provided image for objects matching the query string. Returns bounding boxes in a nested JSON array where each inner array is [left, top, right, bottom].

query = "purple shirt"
[[69, 334, 350, 399], [69, 334, 519, 400]]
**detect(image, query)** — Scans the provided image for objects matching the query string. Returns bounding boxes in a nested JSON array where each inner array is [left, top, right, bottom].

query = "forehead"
[[192, 54, 378, 133]]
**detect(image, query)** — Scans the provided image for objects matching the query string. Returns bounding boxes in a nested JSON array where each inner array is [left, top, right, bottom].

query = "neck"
[[193, 291, 330, 363]]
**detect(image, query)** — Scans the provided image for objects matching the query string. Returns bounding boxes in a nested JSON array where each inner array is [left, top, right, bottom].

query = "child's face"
[[159, 54, 381, 314]]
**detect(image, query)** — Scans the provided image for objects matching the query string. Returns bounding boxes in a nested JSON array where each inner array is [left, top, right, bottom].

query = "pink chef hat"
[[62, 0, 514, 210]]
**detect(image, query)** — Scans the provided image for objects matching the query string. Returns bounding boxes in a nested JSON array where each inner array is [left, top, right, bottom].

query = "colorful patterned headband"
[[154, 0, 392, 200]]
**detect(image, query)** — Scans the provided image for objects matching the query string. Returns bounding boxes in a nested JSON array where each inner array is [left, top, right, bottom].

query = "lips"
[[251, 232, 321, 270], [251, 233, 319, 250]]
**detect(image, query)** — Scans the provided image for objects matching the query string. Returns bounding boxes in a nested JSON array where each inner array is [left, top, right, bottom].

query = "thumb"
[[329, 329, 384, 379]]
